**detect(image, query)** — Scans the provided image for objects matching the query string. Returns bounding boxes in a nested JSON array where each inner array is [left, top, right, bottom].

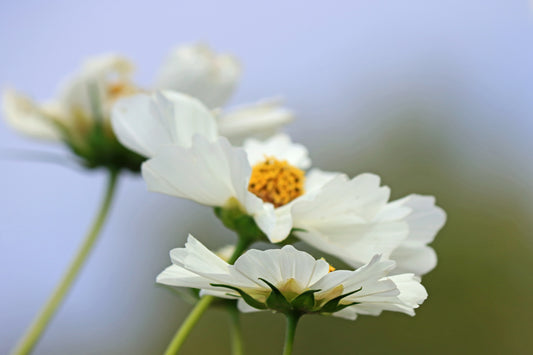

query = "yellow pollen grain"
[[248, 157, 305, 208]]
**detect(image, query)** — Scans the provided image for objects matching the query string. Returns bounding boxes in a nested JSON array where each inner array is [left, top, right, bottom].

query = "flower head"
[[157, 235, 427, 319], [120, 93, 445, 275], [2, 54, 143, 171]]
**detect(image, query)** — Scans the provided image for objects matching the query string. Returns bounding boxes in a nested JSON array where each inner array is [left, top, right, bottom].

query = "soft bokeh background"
[[1, 1, 533, 354]]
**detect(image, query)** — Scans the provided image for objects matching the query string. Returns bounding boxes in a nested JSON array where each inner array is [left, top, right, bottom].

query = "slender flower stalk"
[[228, 304, 243, 355], [12, 169, 119, 355], [283, 313, 301, 355], [163, 237, 252, 355]]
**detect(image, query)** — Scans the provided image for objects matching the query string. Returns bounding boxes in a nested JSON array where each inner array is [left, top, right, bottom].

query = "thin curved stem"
[[283, 313, 301, 355], [163, 237, 252, 355], [12, 169, 120, 355], [228, 304, 243, 355], [163, 295, 215, 355]]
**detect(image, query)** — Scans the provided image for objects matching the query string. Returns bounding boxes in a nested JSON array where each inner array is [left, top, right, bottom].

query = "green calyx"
[[213, 205, 304, 245], [62, 123, 144, 172], [52, 83, 145, 172], [211, 281, 361, 316]]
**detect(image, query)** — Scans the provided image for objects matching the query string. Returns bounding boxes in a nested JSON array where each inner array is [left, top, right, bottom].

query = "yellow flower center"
[[248, 157, 305, 208], [107, 82, 138, 101]]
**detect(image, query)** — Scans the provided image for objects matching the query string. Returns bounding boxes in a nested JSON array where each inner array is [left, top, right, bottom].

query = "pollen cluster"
[[248, 157, 305, 208]]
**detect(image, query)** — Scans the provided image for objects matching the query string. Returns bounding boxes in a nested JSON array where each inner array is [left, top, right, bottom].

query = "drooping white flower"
[[157, 235, 427, 319]]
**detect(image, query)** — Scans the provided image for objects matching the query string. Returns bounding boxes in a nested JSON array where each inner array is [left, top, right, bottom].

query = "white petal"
[[399, 194, 446, 246], [253, 203, 294, 243], [58, 54, 134, 119], [313, 255, 426, 318], [2, 89, 61, 140], [388, 273, 428, 308], [292, 173, 407, 266], [111, 91, 218, 157], [154, 43, 241, 108], [389, 245, 437, 275], [233, 245, 330, 291], [217, 99, 293, 144], [242, 133, 311, 169], [142, 136, 251, 207], [156, 264, 213, 289], [383, 194, 445, 275], [166, 235, 257, 290], [171, 235, 232, 274], [304, 169, 347, 194]]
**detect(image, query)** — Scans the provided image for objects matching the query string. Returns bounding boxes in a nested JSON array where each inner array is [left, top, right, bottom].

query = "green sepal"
[[259, 278, 292, 312], [320, 287, 362, 313], [328, 301, 360, 313], [213, 206, 267, 243], [211, 283, 266, 310], [291, 289, 320, 312]]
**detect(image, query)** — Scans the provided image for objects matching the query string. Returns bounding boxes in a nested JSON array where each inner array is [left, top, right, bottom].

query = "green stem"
[[283, 313, 301, 355], [228, 304, 243, 355], [12, 169, 119, 355], [163, 295, 216, 355], [163, 236, 252, 355]]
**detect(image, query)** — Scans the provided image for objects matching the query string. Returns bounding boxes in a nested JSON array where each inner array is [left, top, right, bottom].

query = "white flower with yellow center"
[[157, 235, 427, 319], [113, 92, 445, 275]]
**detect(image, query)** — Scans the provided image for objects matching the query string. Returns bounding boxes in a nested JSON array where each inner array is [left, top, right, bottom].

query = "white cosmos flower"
[[2, 54, 135, 142], [124, 93, 446, 274], [157, 235, 427, 319]]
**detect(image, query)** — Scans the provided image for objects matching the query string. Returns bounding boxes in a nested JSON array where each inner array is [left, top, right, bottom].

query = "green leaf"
[[211, 283, 266, 310], [259, 278, 292, 312], [291, 289, 320, 311]]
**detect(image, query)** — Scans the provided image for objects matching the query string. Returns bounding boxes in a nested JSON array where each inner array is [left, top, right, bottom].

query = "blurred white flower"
[[154, 43, 240, 109], [3, 43, 292, 170], [157, 235, 427, 319], [3, 54, 136, 143]]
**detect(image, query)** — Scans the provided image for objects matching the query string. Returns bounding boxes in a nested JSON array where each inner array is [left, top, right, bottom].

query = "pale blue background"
[[1, 1, 533, 354]]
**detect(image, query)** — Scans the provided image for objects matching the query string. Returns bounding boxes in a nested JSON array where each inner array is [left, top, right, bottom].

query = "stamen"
[[248, 157, 305, 208]]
